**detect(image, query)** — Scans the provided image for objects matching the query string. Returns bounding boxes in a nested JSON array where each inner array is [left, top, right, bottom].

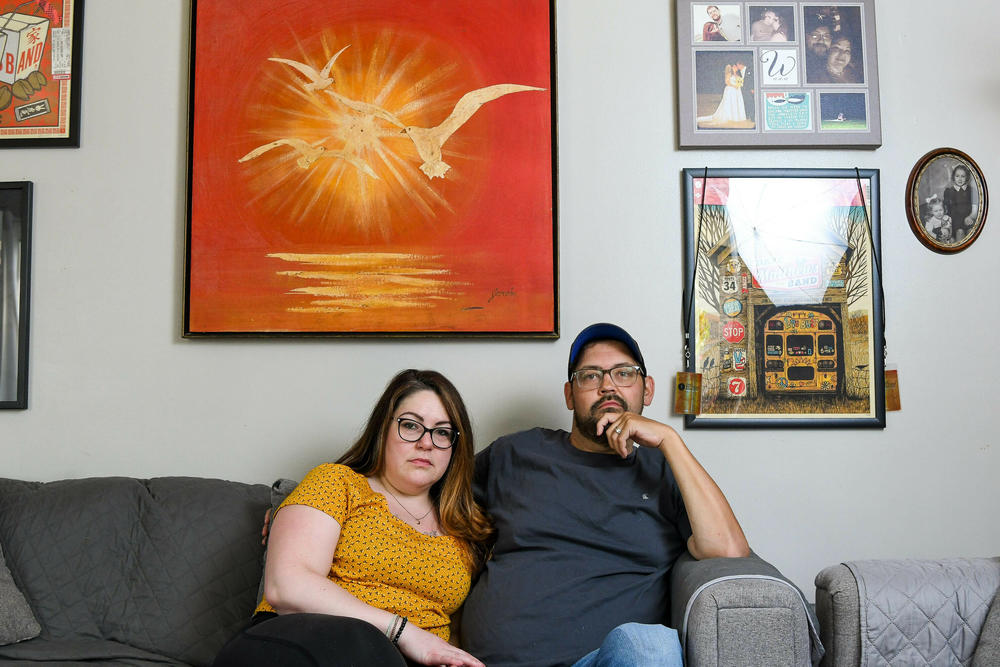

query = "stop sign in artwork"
[[722, 320, 745, 343]]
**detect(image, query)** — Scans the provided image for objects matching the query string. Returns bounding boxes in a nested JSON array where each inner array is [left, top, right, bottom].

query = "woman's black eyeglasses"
[[396, 418, 458, 450]]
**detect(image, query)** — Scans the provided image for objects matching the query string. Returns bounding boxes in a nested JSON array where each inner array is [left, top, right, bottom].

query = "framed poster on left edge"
[[682, 168, 885, 428], [0, 181, 32, 409], [0, 0, 83, 147], [184, 0, 557, 337]]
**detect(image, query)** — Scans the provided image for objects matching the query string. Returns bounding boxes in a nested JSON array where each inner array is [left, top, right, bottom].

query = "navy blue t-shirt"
[[461, 428, 692, 667]]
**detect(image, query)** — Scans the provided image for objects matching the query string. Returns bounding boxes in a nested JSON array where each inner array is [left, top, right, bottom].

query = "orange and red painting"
[[185, 0, 556, 335]]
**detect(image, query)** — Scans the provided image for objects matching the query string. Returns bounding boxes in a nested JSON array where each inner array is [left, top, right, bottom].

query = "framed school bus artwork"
[[676, 1, 881, 148], [905, 147, 988, 254], [0, 0, 83, 147], [185, 0, 557, 337], [682, 168, 885, 428]]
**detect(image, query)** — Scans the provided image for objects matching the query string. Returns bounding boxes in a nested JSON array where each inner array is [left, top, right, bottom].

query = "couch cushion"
[[0, 477, 270, 666], [0, 636, 180, 664], [0, 541, 40, 645]]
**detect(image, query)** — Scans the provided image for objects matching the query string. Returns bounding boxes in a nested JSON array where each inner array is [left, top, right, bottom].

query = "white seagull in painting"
[[326, 83, 546, 179], [268, 45, 351, 92], [325, 89, 407, 129], [402, 84, 545, 178], [238, 138, 379, 179]]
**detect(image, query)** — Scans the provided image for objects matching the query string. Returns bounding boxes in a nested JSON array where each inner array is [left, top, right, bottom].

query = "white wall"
[[2, 0, 997, 600]]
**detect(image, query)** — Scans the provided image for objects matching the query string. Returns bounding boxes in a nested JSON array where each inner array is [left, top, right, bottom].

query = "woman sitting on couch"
[[214, 369, 492, 667]]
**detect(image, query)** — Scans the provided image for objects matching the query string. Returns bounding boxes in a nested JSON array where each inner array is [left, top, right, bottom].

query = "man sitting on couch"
[[460, 323, 750, 667]]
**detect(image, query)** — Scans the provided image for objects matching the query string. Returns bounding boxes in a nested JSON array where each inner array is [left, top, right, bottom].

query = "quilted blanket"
[[846, 558, 1000, 666]]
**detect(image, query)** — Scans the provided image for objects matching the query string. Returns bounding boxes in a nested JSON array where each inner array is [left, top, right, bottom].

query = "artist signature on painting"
[[488, 287, 516, 303]]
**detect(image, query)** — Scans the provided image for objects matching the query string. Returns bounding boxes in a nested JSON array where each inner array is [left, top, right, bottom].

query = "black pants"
[[213, 613, 408, 667]]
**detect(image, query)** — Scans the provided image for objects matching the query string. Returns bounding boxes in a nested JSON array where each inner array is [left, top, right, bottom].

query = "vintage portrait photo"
[[692, 3, 744, 42], [907, 149, 988, 253], [803, 5, 865, 84], [694, 50, 756, 129], [748, 5, 796, 42]]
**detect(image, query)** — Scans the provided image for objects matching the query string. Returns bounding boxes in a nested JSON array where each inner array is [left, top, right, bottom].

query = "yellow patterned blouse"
[[256, 463, 471, 640]]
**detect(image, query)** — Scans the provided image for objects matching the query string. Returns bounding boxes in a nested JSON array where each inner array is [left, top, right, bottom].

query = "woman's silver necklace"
[[379, 480, 433, 525]]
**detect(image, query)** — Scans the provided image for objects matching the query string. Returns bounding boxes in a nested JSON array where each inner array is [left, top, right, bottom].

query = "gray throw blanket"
[[846, 558, 1000, 666]]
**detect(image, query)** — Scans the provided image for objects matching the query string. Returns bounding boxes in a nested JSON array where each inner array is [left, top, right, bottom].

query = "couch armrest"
[[671, 551, 821, 667], [815, 558, 1000, 667], [814, 564, 860, 667]]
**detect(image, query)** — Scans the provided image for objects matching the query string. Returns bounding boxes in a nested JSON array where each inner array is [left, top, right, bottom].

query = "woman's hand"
[[396, 624, 484, 667]]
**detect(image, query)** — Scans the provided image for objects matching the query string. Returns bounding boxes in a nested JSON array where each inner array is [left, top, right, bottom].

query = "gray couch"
[[0, 476, 822, 666], [0, 476, 271, 666], [815, 558, 1000, 666]]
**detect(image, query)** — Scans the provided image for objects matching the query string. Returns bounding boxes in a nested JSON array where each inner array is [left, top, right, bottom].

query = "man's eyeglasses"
[[570, 365, 644, 391], [396, 418, 458, 450]]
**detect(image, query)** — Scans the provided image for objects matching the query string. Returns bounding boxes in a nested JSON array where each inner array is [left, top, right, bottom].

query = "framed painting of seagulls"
[[185, 0, 557, 336]]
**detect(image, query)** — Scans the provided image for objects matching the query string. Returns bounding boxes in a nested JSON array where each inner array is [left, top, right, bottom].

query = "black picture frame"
[[682, 168, 885, 428], [0, 0, 84, 148], [0, 181, 32, 409], [905, 147, 988, 254]]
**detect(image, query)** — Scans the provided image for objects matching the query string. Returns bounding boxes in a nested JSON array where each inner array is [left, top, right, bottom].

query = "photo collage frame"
[[676, 1, 881, 147]]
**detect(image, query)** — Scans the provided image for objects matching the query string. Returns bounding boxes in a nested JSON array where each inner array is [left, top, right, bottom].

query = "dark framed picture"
[[0, 0, 84, 147], [185, 0, 557, 337], [0, 181, 32, 409], [905, 148, 988, 254], [682, 168, 885, 428], [675, 0, 881, 148]]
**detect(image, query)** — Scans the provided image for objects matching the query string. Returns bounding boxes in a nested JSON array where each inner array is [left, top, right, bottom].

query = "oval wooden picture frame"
[[905, 147, 989, 254]]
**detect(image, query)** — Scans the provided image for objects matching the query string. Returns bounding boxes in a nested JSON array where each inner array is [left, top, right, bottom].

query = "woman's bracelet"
[[385, 614, 401, 640], [391, 616, 408, 645]]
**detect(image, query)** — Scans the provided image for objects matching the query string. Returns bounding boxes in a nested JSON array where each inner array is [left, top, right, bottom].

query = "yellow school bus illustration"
[[762, 309, 841, 393]]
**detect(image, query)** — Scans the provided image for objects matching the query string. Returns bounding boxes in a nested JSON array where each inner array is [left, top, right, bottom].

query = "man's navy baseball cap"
[[567, 323, 647, 380]]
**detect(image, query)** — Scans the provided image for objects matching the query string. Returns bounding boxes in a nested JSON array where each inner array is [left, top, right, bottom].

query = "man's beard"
[[573, 394, 630, 447]]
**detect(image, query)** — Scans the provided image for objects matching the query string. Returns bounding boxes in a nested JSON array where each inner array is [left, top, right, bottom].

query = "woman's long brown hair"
[[337, 369, 493, 571]]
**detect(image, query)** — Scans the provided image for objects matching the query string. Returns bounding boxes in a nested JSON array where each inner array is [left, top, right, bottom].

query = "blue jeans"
[[571, 622, 683, 667]]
